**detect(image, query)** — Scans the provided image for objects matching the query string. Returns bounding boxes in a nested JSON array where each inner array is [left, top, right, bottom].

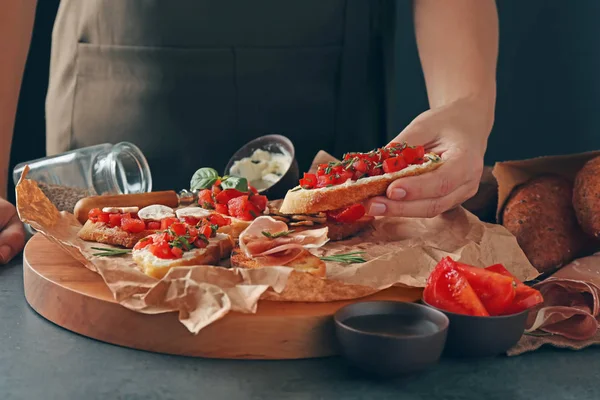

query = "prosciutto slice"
[[239, 216, 329, 266], [526, 254, 600, 340]]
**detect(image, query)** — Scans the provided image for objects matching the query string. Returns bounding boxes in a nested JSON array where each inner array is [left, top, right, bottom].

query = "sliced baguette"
[[279, 154, 442, 214], [230, 246, 326, 278], [77, 220, 155, 248], [133, 233, 234, 279]]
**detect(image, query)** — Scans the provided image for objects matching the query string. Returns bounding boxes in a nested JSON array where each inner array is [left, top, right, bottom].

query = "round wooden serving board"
[[23, 234, 422, 360]]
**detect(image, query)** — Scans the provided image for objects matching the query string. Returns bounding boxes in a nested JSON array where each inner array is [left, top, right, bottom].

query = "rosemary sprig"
[[262, 230, 295, 239], [91, 247, 132, 257], [320, 251, 367, 264]]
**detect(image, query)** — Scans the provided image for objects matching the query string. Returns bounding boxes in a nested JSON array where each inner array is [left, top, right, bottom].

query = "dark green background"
[[10, 0, 600, 202]]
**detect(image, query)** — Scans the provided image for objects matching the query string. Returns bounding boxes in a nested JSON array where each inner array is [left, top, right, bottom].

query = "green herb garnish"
[[291, 187, 303, 192], [320, 251, 367, 264], [91, 247, 132, 257], [190, 168, 249, 192], [262, 230, 295, 239]]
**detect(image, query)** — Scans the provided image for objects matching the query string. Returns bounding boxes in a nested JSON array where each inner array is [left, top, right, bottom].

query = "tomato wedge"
[[198, 189, 215, 209], [454, 262, 516, 316], [249, 194, 268, 212], [327, 204, 366, 223], [227, 196, 260, 221], [215, 189, 245, 205], [423, 257, 489, 317], [485, 264, 544, 315]]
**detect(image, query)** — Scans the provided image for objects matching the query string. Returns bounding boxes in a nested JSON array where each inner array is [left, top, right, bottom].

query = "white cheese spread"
[[175, 207, 213, 219], [229, 148, 292, 191], [137, 205, 176, 221]]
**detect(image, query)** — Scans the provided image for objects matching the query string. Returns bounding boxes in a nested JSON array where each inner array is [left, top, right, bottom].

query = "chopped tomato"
[[327, 204, 366, 223], [170, 222, 187, 236], [316, 163, 328, 176], [96, 212, 110, 224], [402, 146, 425, 164], [121, 217, 146, 234], [88, 208, 106, 223], [367, 167, 384, 176], [227, 196, 260, 221], [316, 170, 353, 188], [160, 217, 179, 230], [149, 242, 176, 259], [133, 237, 152, 250], [198, 189, 215, 209], [183, 216, 200, 226], [170, 246, 184, 258], [215, 203, 229, 215], [108, 213, 122, 228], [215, 189, 245, 205], [198, 224, 213, 239], [249, 194, 268, 212], [194, 238, 208, 249], [454, 263, 516, 316], [248, 185, 258, 195], [382, 156, 408, 174], [485, 264, 544, 315], [211, 184, 222, 196], [352, 159, 369, 174], [299, 173, 318, 189], [423, 257, 489, 317], [208, 213, 231, 227], [146, 221, 161, 230]]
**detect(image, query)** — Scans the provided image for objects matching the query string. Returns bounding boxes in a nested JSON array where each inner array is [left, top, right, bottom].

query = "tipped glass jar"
[[13, 142, 152, 213]]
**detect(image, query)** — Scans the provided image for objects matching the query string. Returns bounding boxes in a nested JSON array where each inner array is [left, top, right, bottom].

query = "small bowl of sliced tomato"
[[422, 257, 544, 358]]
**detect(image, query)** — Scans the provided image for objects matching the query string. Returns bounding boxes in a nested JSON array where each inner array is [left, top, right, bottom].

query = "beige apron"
[[46, 0, 397, 191]]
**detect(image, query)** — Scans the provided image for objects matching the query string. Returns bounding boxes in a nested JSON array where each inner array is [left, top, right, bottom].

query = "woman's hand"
[[0, 197, 25, 264], [365, 97, 492, 218]]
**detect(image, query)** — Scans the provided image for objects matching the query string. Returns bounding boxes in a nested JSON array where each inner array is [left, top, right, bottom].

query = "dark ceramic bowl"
[[422, 300, 529, 358], [224, 134, 299, 200], [334, 301, 449, 378]]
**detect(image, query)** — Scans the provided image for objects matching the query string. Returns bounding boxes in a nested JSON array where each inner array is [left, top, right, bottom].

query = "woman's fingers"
[[366, 178, 480, 218], [0, 201, 25, 264]]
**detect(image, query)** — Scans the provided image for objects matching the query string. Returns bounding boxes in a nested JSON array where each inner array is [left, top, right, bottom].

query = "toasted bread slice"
[[230, 246, 326, 278], [77, 220, 155, 248], [133, 233, 234, 279], [279, 155, 442, 214], [323, 216, 374, 241]]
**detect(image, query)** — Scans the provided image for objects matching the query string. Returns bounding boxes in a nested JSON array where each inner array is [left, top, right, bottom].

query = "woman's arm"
[[367, 0, 499, 218], [0, 0, 37, 198]]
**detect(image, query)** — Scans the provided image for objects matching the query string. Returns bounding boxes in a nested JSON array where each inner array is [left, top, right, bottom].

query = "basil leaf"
[[221, 176, 249, 192], [190, 168, 219, 191]]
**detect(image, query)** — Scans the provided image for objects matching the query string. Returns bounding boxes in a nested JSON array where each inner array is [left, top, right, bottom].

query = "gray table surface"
[[2, 257, 600, 400]]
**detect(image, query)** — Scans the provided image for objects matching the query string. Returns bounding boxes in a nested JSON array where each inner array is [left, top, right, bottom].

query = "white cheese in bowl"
[[229, 148, 292, 191]]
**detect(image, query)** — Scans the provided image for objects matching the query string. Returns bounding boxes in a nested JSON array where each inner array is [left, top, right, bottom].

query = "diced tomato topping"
[[133, 237, 152, 250], [146, 221, 161, 230], [352, 159, 369, 174], [317, 164, 328, 176], [170, 222, 187, 236], [316, 170, 353, 188], [367, 167, 384, 177], [215, 203, 229, 215], [327, 204, 366, 223], [88, 208, 103, 220], [211, 184, 222, 196], [149, 242, 176, 259], [382, 156, 408, 174], [227, 196, 260, 221], [96, 212, 110, 224], [194, 238, 208, 249], [208, 213, 231, 227], [170, 246, 184, 258], [198, 224, 213, 239], [121, 217, 146, 234], [183, 216, 200, 226], [108, 213, 122, 228], [215, 189, 245, 205], [249, 194, 268, 212], [402, 146, 425, 164], [160, 217, 179, 230], [198, 189, 215, 209], [299, 173, 318, 189]]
